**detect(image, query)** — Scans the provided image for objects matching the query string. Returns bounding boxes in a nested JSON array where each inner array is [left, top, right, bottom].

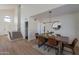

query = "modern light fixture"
[[49, 11, 52, 14], [48, 11, 52, 23]]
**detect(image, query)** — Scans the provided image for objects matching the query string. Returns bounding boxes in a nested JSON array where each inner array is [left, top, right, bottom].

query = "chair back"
[[8, 32, 13, 40], [56, 34, 61, 37], [12, 32, 23, 39], [35, 33, 39, 39], [37, 35, 45, 45], [71, 38, 78, 47], [48, 35, 58, 46]]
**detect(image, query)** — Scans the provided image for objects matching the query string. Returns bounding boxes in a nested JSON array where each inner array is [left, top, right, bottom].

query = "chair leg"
[[55, 48, 59, 55], [61, 46, 64, 54], [43, 45, 47, 50], [38, 44, 41, 48], [72, 48, 75, 55], [47, 47, 51, 52]]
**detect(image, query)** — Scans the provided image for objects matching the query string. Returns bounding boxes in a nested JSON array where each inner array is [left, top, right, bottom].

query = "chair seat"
[[62, 38, 78, 54], [63, 44, 73, 49], [45, 42, 58, 49], [36, 36, 47, 47]]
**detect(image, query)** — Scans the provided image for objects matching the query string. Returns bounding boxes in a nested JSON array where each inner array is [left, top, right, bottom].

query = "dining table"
[[40, 33, 69, 55]]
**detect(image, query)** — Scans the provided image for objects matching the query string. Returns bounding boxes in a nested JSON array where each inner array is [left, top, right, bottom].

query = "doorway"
[[25, 22, 28, 39]]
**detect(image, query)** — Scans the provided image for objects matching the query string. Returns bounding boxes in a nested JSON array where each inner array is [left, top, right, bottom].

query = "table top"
[[40, 34, 69, 43]]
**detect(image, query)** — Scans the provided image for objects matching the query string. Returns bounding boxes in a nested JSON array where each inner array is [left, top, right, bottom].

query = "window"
[[4, 16, 12, 22]]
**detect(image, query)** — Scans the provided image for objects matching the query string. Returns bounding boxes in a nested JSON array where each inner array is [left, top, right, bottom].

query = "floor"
[[0, 35, 79, 55], [0, 35, 43, 55]]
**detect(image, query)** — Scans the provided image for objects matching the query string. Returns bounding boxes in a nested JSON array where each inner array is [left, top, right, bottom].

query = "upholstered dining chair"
[[35, 33, 39, 44], [36, 35, 46, 47], [35, 33, 39, 39], [44, 35, 59, 53], [8, 31, 23, 40], [62, 38, 78, 54], [56, 34, 61, 37]]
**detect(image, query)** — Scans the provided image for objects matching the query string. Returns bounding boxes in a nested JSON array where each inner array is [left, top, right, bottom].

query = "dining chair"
[[62, 38, 78, 54], [44, 35, 59, 54], [56, 34, 61, 37], [8, 32, 13, 40], [35, 33, 39, 42], [8, 31, 23, 40], [12, 31, 23, 39], [35, 33, 39, 39], [36, 35, 46, 47]]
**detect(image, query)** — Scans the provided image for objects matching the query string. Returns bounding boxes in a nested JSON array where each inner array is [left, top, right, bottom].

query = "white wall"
[[36, 12, 79, 46], [20, 15, 38, 40], [21, 6, 79, 46], [20, 14, 28, 39], [20, 4, 64, 39], [20, 5, 63, 39], [38, 14, 76, 38], [73, 13, 79, 38], [14, 6, 18, 31], [20, 5, 79, 47], [26, 13, 77, 41], [28, 17, 39, 40], [0, 9, 16, 35]]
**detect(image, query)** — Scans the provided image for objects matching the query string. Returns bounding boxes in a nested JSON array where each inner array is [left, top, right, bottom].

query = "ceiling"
[[0, 4, 64, 17], [33, 4, 79, 19], [1, 4, 78, 19], [0, 4, 17, 10], [21, 4, 64, 17]]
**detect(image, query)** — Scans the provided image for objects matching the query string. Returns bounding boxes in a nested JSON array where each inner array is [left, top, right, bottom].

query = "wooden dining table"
[[40, 34, 69, 54]]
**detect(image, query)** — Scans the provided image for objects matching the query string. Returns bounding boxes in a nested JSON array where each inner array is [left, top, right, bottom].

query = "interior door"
[[25, 22, 28, 39]]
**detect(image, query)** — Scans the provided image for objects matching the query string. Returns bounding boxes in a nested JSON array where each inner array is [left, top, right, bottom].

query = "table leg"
[[58, 41, 63, 55]]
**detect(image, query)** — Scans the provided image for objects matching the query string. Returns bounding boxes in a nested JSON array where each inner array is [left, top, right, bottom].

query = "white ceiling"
[[1, 4, 78, 19], [33, 4, 79, 19], [0, 4, 17, 10], [21, 4, 64, 17], [0, 4, 64, 17]]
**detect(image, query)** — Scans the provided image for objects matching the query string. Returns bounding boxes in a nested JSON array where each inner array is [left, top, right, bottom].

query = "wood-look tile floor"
[[0, 35, 43, 55]]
